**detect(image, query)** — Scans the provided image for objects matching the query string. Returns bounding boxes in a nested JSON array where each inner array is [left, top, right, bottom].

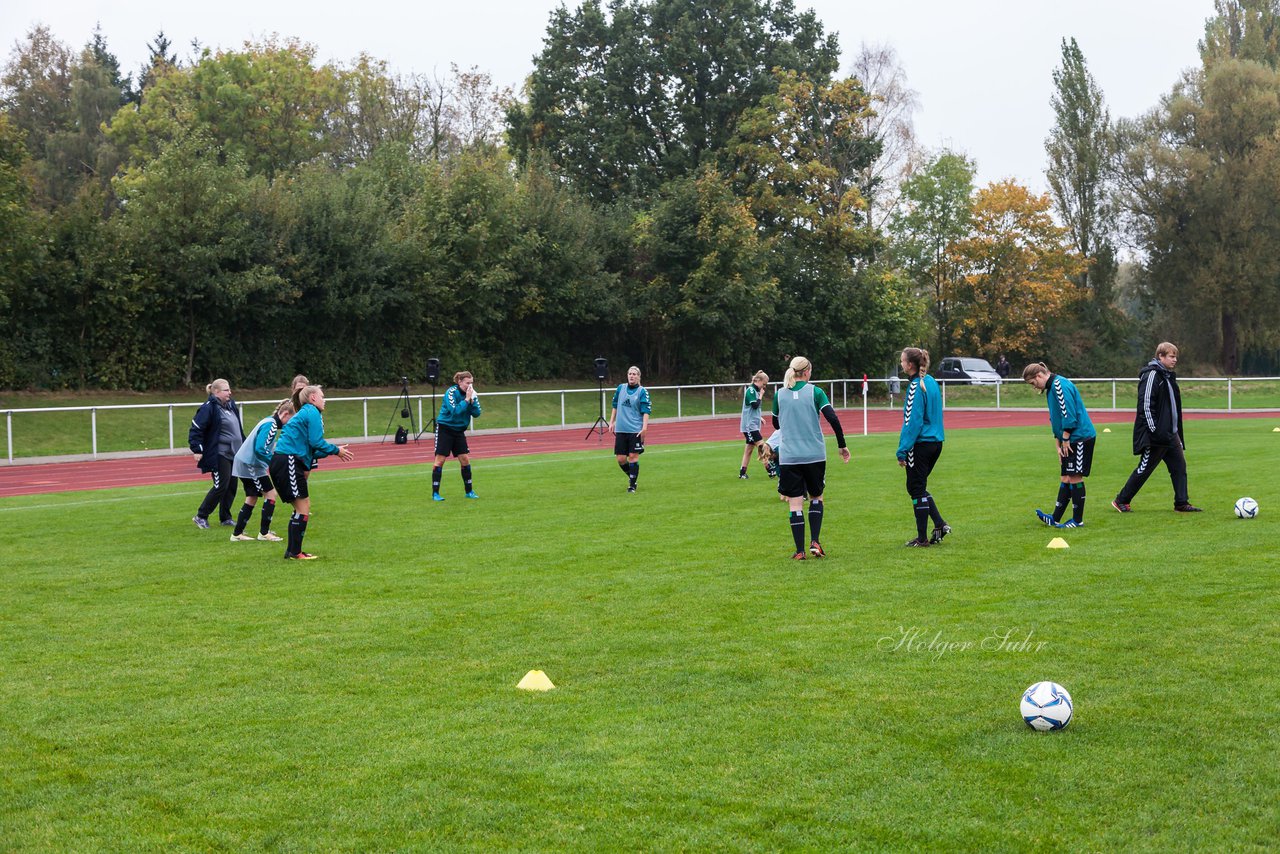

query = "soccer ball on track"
[[1234, 497, 1259, 519], [1020, 681, 1073, 731]]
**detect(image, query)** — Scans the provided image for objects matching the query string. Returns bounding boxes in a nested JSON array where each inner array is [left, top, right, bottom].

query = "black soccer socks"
[[1054, 482, 1071, 523], [1071, 482, 1086, 524], [260, 499, 275, 536], [233, 502, 254, 536], [789, 510, 806, 553], [431, 465, 443, 495], [808, 499, 824, 545]]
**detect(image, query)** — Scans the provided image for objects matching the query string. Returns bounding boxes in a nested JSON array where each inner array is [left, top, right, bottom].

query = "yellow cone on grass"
[[1103, 427, 1112, 433], [518, 670, 555, 691], [1047, 537, 1070, 549], [1273, 427, 1280, 432]]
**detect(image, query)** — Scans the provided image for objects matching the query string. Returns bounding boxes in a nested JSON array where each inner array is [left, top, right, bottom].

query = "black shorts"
[[905, 441, 943, 499], [1060, 437, 1095, 477], [779, 461, 826, 499], [743, 430, 763, 445], [240, 475, 274, 498], [614, 432, 645, 456], [269, 454, 309, 503], [434, 425, 470, 458]]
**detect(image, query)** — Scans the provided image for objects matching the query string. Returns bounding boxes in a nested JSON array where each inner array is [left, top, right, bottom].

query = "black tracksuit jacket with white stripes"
[[1131, 360, 1184, 454]]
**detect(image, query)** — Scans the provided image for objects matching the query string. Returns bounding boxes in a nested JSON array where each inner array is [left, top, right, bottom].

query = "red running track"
[[0, 409, 1271, 498]]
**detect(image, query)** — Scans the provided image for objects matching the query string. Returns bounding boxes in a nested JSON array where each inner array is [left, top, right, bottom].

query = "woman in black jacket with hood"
[[1112, 343, 1202, 513], [189, 378, 245, 528]]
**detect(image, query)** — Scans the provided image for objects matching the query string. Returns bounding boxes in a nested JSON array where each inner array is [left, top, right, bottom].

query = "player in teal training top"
[[771, 356, 850, 559], [432, 370, 483, 501], [1023, 362, 1097, 528], [896, 348, 948, 547], [608, 365, 651, 492]]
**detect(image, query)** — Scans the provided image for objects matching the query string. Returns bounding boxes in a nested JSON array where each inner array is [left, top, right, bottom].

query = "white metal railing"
[[3, 376, 1278, 464]]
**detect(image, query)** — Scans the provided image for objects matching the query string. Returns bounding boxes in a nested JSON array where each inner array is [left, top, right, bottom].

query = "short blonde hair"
[[1156, 342, 1179, 357]]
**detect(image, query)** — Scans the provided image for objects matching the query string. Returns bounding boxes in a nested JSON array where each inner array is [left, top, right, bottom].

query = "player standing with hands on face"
[[608, 365, 651, 493], [1023, 363, 1096, 528], [772, 356, 850, 560], [896, 348, 949, 547], [432, 371, 482, 501], [739, 370, 772, 479], [270, 385, 354, 560]]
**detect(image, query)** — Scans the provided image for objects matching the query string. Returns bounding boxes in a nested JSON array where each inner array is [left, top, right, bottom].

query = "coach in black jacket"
[[188, 378, 245, 528], [1112, 342, 1201, 513]]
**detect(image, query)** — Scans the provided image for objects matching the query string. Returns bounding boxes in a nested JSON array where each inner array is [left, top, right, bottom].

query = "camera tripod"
[[418, 378, 438, 440], [381, 376, 420, 443], [585, 377, 610, 441]]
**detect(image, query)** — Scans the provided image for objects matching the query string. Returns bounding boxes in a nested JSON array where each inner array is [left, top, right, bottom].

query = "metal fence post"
[[362, 399, 368, 438], [168, 405, 174, 450], [92, 408, 98, 458], [561, 392, 566, 427], [941, 381, 946, 407], [711, 386, 715, 417], [517, 394, 522, 430], [1112, 381, 1116, 410], [1228, 377, 1233, 411], [6, 411, 11, 463], [677, 387, 682, 418], [996, 380, 1001, 409]]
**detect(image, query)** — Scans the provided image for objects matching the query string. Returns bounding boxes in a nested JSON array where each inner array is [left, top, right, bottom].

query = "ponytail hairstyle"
[[1021, 362, 1050, 383], [296, 384, 322, 408], [207, 378, 230, 396], [784, 356, 812, 389], [752, 370, 769, 387], [453, 370, 473, 386], [291, 374, 309, 391], [275, 398, 296, 419], [901, 348, 930, 376]]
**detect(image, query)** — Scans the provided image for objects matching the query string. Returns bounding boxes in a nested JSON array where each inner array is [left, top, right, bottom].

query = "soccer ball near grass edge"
[[1020, 681, 1073, 731], [1234, 497, 1259, 519]]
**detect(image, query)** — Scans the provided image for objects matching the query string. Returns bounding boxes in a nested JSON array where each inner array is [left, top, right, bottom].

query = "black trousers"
[[905, 441, 943, 499], [1117, 442, 1188, 506], [196, 455, 238, 522]]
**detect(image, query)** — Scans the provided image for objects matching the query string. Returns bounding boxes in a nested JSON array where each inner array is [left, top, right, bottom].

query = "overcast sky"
[[2, 0, 1214, 192]]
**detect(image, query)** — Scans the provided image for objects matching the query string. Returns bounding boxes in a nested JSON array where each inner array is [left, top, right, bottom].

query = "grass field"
[[3, 378, 1279, 460], [1, 421, 1278, 849]]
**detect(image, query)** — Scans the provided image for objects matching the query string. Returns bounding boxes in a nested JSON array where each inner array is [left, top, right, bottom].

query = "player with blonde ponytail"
[[770, 356, 850, 559]]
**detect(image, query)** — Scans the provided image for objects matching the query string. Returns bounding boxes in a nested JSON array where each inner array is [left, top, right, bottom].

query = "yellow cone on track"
[[518, 670, 555, 691], [1047, 537, 1070, 549]]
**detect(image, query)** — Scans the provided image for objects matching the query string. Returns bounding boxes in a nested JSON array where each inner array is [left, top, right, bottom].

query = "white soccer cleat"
[[229, 533, 255, 542], [257, 531, 283, 542]]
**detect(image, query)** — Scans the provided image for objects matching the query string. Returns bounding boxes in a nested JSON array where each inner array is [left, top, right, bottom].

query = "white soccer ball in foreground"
[[1020, 681, 1073, 731], [1234, 497, 1259, 519]]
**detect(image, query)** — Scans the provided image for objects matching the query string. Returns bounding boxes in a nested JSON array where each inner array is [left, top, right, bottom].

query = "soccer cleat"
[[1057, 519, 1084, 529], [257, 532, 283, 542], [930, 524, 952, 544], [432, 493, 445, 502], [791, 551, 806, 560], [285, 552, 319, 560], [229, 533, 255, 542], [1174, 503, 1203, 513], [904, 537, 930, 547], [809, 541, 826, 558], [627, 485, 637, 493], [465, 491, 479, 499], [219, 519, 236, 526], [193, 516, 210, 530], [1035, 509, 1055, 526], [1111, 499, 1131, 513], [739, 472, 749, 480]]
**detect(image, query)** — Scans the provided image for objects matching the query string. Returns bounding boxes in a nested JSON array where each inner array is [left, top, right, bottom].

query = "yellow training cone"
[[1102, 427, 1112, 433], [1047, 537, 1070, 549], [1273, 427, 1279, 432], [518, 670, 555, 691]]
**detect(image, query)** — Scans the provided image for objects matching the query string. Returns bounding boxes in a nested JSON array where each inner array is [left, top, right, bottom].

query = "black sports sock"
[[913, 498, 930, 541], [925, 492, 944, 528], [619, 461, 629, 475], [461, 464, 473, 492], [789, 510, 806, 553], [1053, 482, 1071, 523], [740, 466, 747, 476], [260, 499, 275, 536], [287, 512, 304, 556], [808, 500, 824, 544], [297, 514, 309, 554], [1071, 483, 1086, 523], [432, 466, 443, 494], [233, 502, 254, 536], [628, 462, 639, 487]]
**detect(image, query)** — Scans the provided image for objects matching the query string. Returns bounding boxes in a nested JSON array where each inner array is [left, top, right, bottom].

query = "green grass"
[[2, 420, 1277, 849]]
